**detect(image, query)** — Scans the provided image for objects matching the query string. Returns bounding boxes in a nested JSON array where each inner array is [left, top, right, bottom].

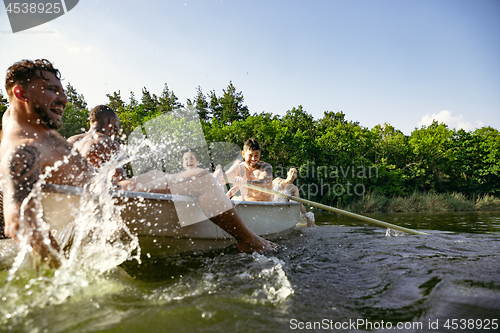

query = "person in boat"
[[221, 158, 243, 199], [181, 150, 225, 191], [272, 167, 315, 227], [0, 59, 275, 268], [68, 105, 126, 181], [219, 139, 273, 201], [68, 104, 168, 188], [181, 151, 200, 170]]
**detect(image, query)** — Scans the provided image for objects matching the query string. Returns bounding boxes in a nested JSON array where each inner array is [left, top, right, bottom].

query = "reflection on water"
[[1, 211, 500, 332]]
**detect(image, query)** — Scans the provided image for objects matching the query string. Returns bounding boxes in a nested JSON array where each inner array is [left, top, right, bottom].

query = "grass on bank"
[[344, 192, 500, 214]]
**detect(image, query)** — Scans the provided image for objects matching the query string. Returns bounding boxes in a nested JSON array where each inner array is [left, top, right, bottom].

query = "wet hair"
[[182, 150, 198, 160], [89, 105, 117, 126], [5, 59, 61, 95], [243, 138, 261, 152]]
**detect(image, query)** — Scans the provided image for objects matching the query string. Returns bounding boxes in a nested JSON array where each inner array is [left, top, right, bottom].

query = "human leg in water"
[[133, 168, 276, 253]]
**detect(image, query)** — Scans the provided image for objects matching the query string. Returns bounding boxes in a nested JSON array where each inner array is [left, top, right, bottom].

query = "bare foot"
[[236, 234, 277, 253]]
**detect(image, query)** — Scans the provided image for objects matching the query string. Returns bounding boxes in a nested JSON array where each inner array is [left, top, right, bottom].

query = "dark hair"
[[5, 59, 61, 94], [243, 138, 260, 151], [90, 105, 117, 125], [182, 150, 198, 160]]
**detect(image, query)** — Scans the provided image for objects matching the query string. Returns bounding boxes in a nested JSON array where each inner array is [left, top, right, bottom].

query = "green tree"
[[371, 124, 409, 165], [0, 89, 8, 128], [65, 83, 87, 110], [368, 123, 409, 196], [141, 87, 159, 116], [58, 83, 89, 138], [315, 110, 355, 133], [279, 106, 317, 167], [283, 105, 316, 138], [128, 91, 139, 109], [158, 83, 183, 114], [209, 82, 249, 125], [207, 89, 222, 121], [407, 121, 455, 192], [474, 127, 500, 194], [113, 93, 144, 140], [187, 85, 210, 122], [314, 114, 372, 205], [106, 91, 126, 111]]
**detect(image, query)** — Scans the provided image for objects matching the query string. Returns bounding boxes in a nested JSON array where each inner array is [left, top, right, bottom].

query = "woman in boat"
[[272, 167, 315, 227]]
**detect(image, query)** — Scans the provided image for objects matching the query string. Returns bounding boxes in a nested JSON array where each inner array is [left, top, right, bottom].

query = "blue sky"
[[1, 0, 499, 134]]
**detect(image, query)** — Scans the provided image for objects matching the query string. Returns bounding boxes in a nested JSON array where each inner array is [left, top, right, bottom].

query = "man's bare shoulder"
[[272, 177, 283, 186], [0, 137, 43, 159], [71, 132, 118, 151], [67, 133, 87, 144], [0, 142, 42, 202], [256, 160, 272, 172], [227, 160, 245, 173]]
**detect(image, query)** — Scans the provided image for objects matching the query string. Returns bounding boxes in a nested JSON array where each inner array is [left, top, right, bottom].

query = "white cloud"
[[418, 110, 483, 131]]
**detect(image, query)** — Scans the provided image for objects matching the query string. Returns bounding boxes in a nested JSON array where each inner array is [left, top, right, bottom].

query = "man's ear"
[[12, 86, 27, 102], [105, 118, 113, 133], [107, 117, 117, 136]]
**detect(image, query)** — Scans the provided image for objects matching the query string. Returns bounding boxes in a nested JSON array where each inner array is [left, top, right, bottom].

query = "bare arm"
[[2, 145, 61, 267], [223, 162, 243, 183], [86, 137, 120, 167], [291, 185, 314, 227]]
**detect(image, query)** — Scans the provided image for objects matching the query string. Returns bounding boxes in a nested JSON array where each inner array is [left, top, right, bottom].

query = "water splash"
[[0, 143, 141, 322], [385, 228, 406, 237], [144, 253, 294, 306], [246, 253, 294, 304]]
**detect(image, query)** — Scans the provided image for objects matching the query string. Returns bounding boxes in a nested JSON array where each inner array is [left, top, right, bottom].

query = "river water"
[[1, 211, 499, 333]]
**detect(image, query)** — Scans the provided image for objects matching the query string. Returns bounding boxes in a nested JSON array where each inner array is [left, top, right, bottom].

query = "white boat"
[[40, 184, 301, 255]]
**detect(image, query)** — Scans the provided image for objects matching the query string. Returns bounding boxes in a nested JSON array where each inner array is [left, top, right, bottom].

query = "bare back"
[[69, 131, 120, 169]]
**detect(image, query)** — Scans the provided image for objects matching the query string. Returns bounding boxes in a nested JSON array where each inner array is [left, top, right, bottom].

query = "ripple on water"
[[1, 209, 499, 332]]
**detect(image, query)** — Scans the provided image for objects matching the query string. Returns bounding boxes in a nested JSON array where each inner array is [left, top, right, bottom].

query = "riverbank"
[[343, 192, 500, 214]]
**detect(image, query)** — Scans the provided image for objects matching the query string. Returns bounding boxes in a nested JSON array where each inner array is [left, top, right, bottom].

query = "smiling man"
[[222, 139, 273, 201], [0, 59, 94, 267]]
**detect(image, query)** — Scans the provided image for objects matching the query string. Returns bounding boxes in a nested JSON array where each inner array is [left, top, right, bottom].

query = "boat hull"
[[40, 184, 301, 255]]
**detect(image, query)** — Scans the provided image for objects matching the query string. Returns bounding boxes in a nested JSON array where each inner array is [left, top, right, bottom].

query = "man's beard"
[[35, 105, 63, 129]]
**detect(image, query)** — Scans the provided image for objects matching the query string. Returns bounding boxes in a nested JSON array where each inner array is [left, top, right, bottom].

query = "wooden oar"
[[231, 181, 427, 235]]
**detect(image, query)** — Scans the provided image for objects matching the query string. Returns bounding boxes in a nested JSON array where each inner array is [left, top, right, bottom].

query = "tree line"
[[1, 82, 498, 206]]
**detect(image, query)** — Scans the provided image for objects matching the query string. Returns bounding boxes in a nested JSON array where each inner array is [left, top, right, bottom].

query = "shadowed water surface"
[[1, 211, 499, 332]]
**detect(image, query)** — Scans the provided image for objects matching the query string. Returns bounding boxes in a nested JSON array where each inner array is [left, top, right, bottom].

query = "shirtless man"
[[67, 105, 126, 181], [0, 59, 275, 268], [222, 139, 273, 201]]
